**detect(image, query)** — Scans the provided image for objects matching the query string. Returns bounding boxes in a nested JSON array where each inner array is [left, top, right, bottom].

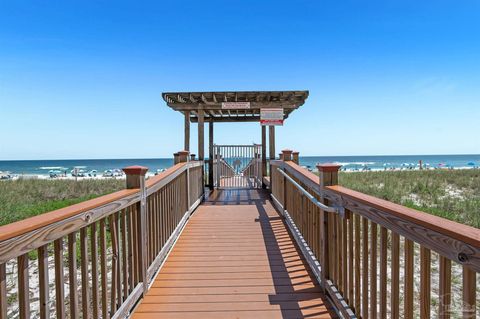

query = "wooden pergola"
[[162, 90, 309, 188]]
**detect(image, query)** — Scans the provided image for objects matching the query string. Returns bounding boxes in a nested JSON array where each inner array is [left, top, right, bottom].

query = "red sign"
[[260, 108, 284, 126]]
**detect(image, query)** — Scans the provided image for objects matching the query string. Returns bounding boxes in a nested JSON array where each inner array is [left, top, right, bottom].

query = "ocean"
[[0, 154, 479, 176]]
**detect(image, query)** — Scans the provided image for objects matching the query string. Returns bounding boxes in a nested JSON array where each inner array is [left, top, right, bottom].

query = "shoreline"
[[1, 166, 478, 181]]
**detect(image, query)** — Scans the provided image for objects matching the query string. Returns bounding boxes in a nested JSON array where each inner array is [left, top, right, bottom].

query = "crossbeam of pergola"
[[162, 90, 309, 189]]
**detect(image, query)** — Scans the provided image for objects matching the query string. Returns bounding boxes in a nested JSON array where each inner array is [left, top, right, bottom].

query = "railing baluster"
[[54, 238, 65, 319], [420, 246, 431, 319], [354, 214, 361, 314], [0, 263, 6, 319], [362, 217, 369, 319], [391, 233, 400, 319], [379, 227, 388, 318], [17, 254, 29, 319], [109, 214, 119, 313], [404, 239, 414, 319], [439, 255, 451, 319], [80, 227, 90, 319], [342, 216, 348, 300], [131, 206, 138, 286], [348, 211, 354, 307], [99, 219, 108, 319], [121, 210, 128, 301], [90, 222, 99, 319], [68, 232, 79, 319], [337, 214, 343, 293], [462, 266, 476, 318], [127, 208, 134, 293], [38, 245, 49, 319], [370, 222, 377, 319], [115, 212, 122, 305]]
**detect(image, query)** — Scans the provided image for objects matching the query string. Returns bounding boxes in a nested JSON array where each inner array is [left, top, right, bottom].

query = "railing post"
[[317, 163, 342, 291], [122, 165, 149, 295], [292, 151, 299, 165], [279, 153, 283, 160], [178, 151, 190, 211], [173, 152, 180, 164], [281, 150, 292, 213], [190, 154, 196, 161], [282, 149, 293, 161]]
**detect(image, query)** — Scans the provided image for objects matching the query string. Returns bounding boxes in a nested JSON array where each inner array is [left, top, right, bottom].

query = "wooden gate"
[[213, 144, 262, 189]]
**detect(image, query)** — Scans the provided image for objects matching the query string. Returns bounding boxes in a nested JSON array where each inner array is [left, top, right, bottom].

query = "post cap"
[[282, 149, 293, 154], [178, 150, 190, 155], [316, 163, 342, 173], [122, 166, 149, 176], [292, 151, 299, 155]]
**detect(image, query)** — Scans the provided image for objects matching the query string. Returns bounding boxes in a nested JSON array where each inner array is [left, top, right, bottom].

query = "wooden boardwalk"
[[131, 189, 336, 319]]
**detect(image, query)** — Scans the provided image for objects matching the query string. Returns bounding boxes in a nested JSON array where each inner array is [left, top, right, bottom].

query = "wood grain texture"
[[420, 246, 431, 319], [54, 238, 65, 319], [323, 187, 480, 272], [38, 245, 49, 319], [0, 263, 6, 319], [17, 254, 29, 319], [0, 189, 139, 242], [131, 189, 337, 319], [0, 191, 140, 263], [462, 266, 476, 318], [68, 233, 79, 319], [439, 255, 451, 319], [391, 233, 400, 319], [404, 239, 414, 319], [379, 227, 388, 319]]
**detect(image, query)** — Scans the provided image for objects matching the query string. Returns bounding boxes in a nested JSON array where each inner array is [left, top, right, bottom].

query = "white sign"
[[221, 102, 251, 109], [260, 108, 284, 126]]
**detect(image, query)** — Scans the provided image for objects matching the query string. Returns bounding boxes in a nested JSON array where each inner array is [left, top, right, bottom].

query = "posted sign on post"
[[222, 102, 250, 109], [260, 108, 284, 126]]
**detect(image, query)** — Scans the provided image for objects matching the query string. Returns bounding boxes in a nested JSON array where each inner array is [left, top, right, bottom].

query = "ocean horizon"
[[1, 154, 479, 176]]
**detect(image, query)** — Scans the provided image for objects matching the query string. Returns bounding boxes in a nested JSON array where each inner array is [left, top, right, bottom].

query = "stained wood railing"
[[0, 153, 204, 319], [270, 151, 479, 319]]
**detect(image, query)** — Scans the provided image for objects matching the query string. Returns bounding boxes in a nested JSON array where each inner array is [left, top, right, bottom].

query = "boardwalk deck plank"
[[131, 189, 336, 319]]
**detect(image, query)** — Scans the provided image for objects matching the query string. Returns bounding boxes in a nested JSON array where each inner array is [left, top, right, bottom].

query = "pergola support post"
[[269, 126, 275, 160], [184, 111, 190, 151], [208, 121, 214, 190], [198, 110, 204, 160], [261, 125, 267, 188]]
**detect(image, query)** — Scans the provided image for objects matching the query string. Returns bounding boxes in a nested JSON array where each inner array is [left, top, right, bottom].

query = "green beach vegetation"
[[338, 169, 480, 228], [0, 169, 479, 229], [0, 179, 124, 226]]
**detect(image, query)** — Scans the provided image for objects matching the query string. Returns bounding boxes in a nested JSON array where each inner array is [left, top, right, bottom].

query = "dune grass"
[[0, 179, 124, 226], [1, 170, 479, 229], [338, 169, 480, 228]]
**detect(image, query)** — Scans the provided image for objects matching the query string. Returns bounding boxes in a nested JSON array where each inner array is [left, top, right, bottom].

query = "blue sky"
[[1, 0, 479, 160]]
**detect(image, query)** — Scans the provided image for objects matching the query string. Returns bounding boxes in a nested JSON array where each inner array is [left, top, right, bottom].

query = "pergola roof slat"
[[162, 90, 308, 123]]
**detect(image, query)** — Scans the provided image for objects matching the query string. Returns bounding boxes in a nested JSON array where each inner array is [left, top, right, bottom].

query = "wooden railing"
[[0, 154, 204, 319], [270, 151, 479, 319]]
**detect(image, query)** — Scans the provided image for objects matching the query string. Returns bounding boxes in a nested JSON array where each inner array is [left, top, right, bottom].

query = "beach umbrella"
[[468, 162, 476, 166]]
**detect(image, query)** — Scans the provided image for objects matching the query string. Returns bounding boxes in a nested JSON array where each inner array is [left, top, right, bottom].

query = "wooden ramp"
[[131, 189, 337, 319]]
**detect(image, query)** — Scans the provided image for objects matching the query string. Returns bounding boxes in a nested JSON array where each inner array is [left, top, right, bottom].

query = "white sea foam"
[[39, 166, 68, 170], [333, 162, 376, 166]]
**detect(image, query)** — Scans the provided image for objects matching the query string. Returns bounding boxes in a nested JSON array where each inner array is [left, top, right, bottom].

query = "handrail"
[[0, 156, 205, 319], [0, 162, 196, 243], [276, 160, 480, 250], [0, 188, 140, 242], [270, 156, 479, 318], [276, 167, 343, 215], [324, 185, 480, 249]]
